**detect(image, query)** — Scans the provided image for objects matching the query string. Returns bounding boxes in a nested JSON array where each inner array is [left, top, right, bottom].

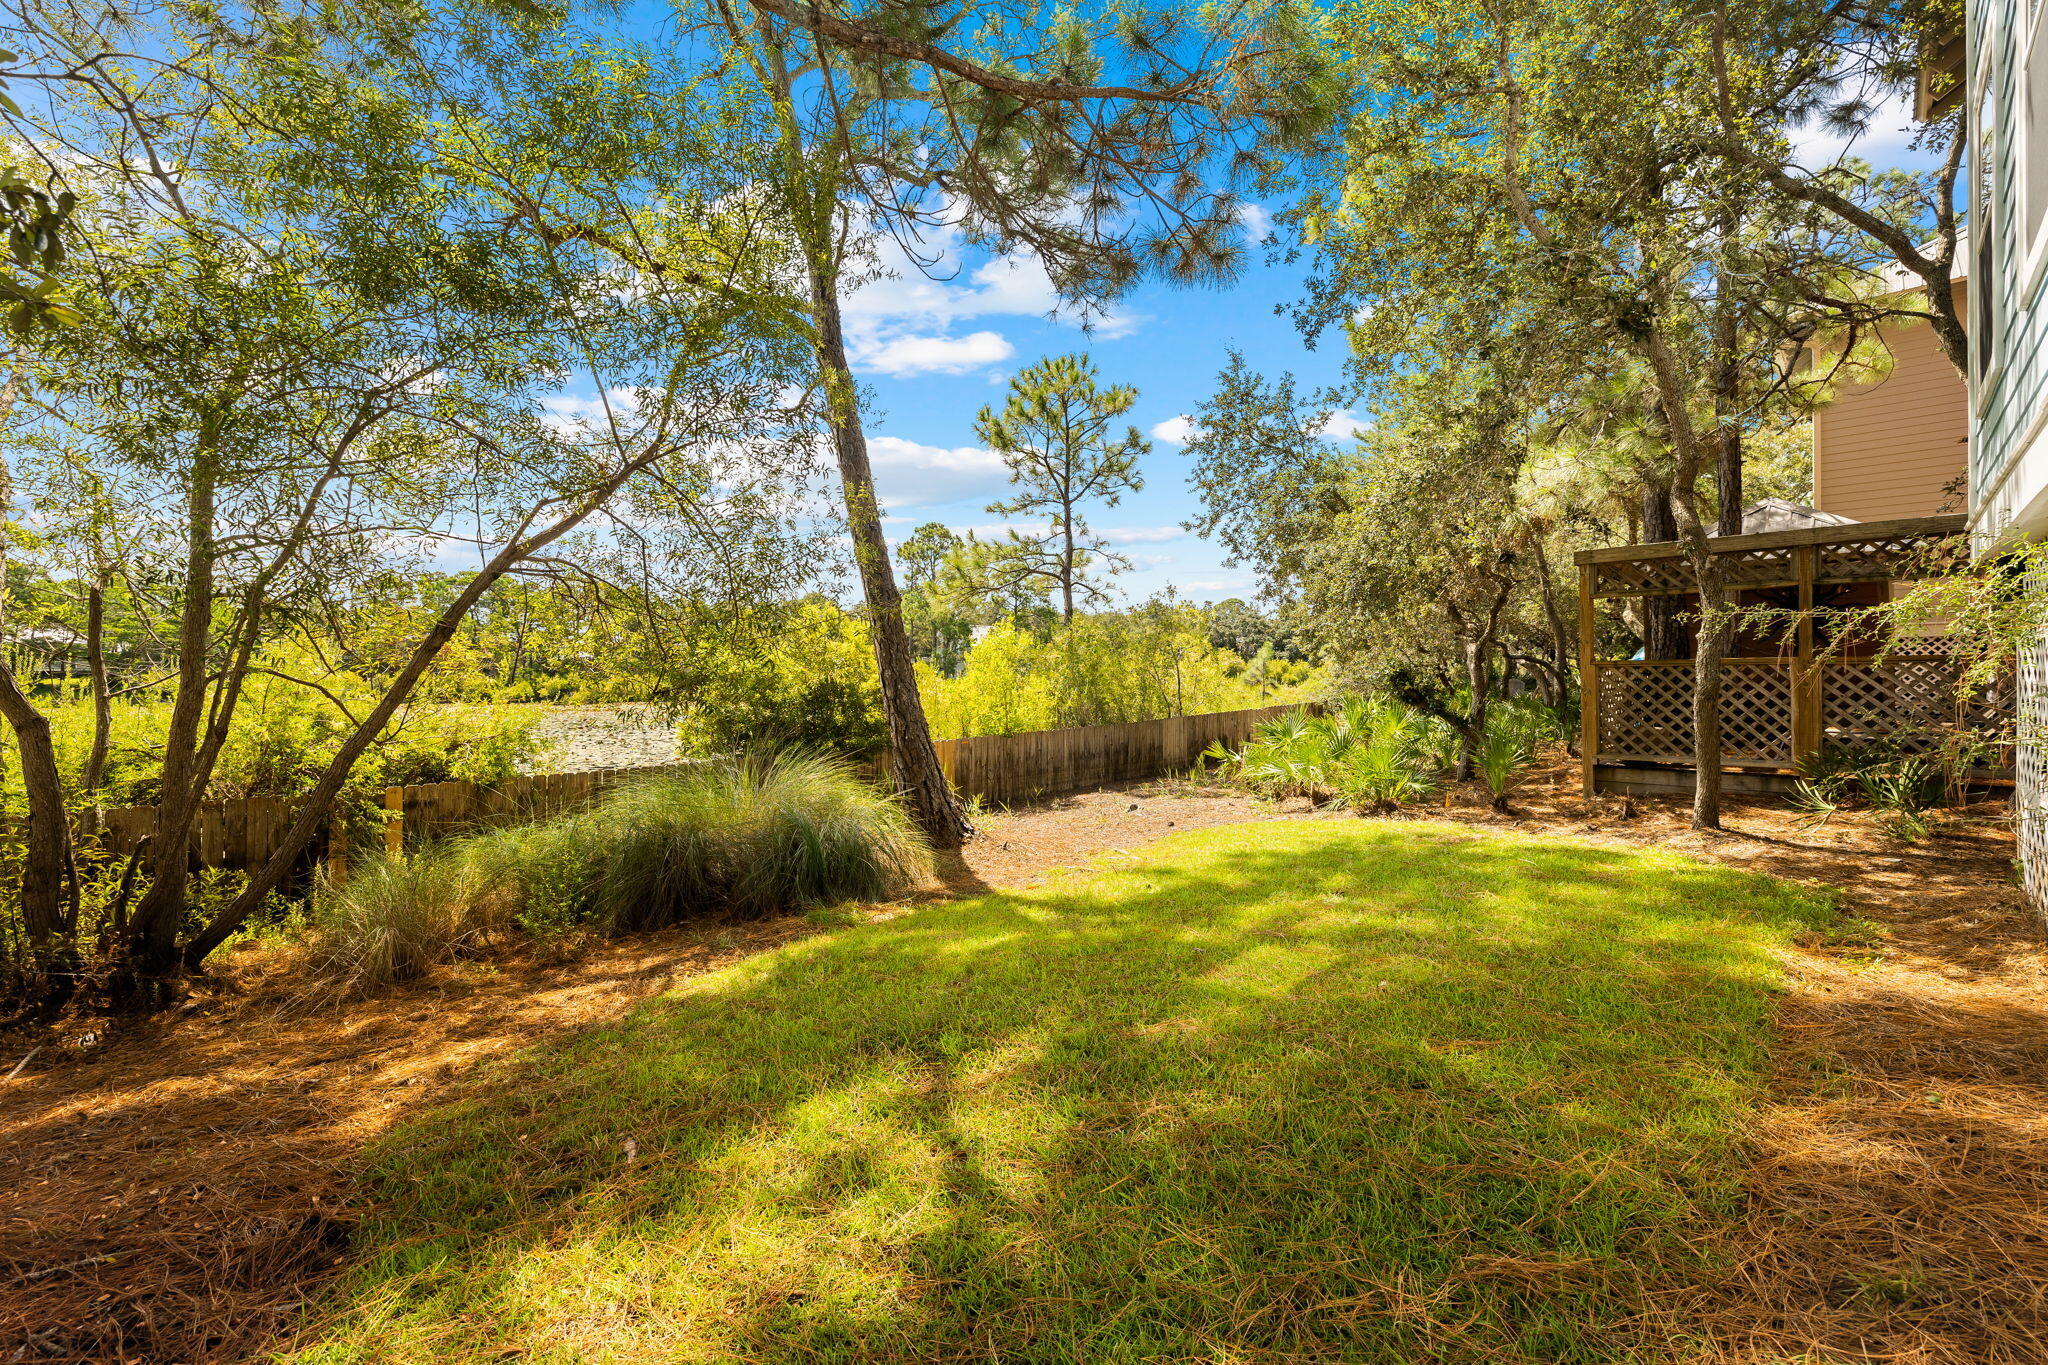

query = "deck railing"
[[1574, 514, 2009, 792]]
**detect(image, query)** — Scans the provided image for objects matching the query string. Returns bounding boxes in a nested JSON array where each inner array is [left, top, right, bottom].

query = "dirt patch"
[[1, 770, 2042, 1363]]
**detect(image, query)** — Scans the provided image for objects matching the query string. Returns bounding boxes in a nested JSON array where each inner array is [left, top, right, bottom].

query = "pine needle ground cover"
[[290, 822, 1834, 1364]]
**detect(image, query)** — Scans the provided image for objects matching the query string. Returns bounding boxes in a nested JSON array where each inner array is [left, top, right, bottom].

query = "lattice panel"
[[1815, 530, 1968, 583], [1597, 662, 1792, 764], [1598, 665, 1693, 759], [1718, 546, 1798, 588], [1823, 657, 1968, 753], [2018, 625, 2048, 929], [1717, 661, 1794, 763], [1595, 557, 1697, 597]]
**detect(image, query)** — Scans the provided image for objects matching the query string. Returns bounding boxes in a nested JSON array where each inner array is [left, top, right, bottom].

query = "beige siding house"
[[1812, 281, 1970, 522]]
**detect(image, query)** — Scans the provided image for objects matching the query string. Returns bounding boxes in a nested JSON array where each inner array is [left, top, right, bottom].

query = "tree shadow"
[[285, 823, 1832, 1363]]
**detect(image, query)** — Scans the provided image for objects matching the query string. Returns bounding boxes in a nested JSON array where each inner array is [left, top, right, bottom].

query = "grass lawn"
[[290, 820, 1833, 1365]]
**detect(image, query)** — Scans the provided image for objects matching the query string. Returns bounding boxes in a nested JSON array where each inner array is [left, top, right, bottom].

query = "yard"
[[288, 819, 1825, 1363], [9, 779, 2044, 1364]]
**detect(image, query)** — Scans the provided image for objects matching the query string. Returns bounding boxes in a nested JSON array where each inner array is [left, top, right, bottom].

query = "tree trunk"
[[83, 581, 111, 807], [0, 663, 71, 967], [803, 257, 970, 849], [1670, 488, 1729, 830], [1713, 275, 1744, 538], [1459, 634, 1489, 781], [1061, 517, 1075, 623], [1713, 427, 1743, 538], [1640, 478, 1686, 660], [1528, 535, 1573, 712], [124, 434, 220, 986]]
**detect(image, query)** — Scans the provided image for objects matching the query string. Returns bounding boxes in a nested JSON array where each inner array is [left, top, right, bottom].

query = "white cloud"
[[540, 388, 640, 434], [1786, 88, 1924, 173], [865, 436, 1010, 509], [1183, 577, 1251, 593], [1103, 525, 1188, 544], [1239, 202, 1273, 245], [842, 220, 1147, 378], [1151, 414, 1199, 444], [1318, 408, 1371, 441], [850, 330, 1016, 378], [1088, 307, 1149, 340]]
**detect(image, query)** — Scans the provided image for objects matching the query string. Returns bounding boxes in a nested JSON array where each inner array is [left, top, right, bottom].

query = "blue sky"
[[846, 213, 1358, 607], [840, 89, 1935, 608]]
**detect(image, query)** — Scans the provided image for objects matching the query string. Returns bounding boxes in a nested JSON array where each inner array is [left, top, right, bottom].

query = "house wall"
[[1812, 282, 1970, 523], [1967, 0, 2048, 920]]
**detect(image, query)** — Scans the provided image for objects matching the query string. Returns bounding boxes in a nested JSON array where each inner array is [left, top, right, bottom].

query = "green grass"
[[290, 821, 1833, 1364]]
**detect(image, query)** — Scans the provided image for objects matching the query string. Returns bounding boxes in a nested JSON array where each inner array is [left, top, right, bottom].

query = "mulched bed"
[[2, 772, 2042, 1363]]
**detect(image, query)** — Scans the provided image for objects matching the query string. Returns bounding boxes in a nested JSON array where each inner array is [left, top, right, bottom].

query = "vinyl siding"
[[1968, 0, 2048, 921], [1813, 285, 1970, 522], [1971, 0, 2048, 538]]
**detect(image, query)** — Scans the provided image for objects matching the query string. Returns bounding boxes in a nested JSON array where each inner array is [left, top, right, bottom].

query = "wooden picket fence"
[[884, 703, 1305, 807], [93, 702, 1307, 873], [97, 764, 702, 871]]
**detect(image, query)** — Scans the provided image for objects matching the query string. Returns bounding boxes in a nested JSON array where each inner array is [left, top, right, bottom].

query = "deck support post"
[[1792, 545, 1820, 765], [1579, 563, 1599, 799]]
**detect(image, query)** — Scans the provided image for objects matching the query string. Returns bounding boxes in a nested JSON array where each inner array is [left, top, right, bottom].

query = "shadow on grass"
[[289, 821, 1834, 1365]]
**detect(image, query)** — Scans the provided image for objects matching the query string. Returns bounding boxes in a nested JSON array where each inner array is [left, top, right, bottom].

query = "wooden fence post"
[[327, 815, 349, 886], [384, 786, 404, 858]]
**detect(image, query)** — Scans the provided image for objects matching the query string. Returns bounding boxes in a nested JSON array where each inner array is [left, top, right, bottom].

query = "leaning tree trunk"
[[0, 394, 78, 1010], [804, 259, 970, 849], [123, 435, 220, 990], [0, 663, 73, 991]]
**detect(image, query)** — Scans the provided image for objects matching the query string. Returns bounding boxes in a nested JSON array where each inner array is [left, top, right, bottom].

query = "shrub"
[[304, 752, 929, 995], [1333, 732, 1441, 812], [1473, 701, 1555, 812], [303, 853, 514, 997], [1791, 742, 1957, 841], [1209, 698, 1453, 810]]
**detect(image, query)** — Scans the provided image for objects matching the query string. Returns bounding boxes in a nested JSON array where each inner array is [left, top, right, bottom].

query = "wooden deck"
[[1573, 516, 2008, 795]]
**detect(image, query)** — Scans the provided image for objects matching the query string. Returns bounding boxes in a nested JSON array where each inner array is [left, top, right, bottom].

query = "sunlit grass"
[[290, 821, 1833, 1364]]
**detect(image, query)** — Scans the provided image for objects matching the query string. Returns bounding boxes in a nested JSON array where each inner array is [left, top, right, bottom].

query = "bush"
[[1474, 700, 1556, 812], [1209, 698, 1453, 810], [595, 754, 929, 932], [1790, 741, 1963, 841], [304, 752, 929, 995]]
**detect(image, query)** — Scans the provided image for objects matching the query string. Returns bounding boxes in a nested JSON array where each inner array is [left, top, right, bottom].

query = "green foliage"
[[975, 353, 1149, 618], [1209, 697, 1455, 809], [1789, 743, 1957, 842], [918, 605, 1325, 739], [676, 602, 891, 758], [19, 669, 547, 814], [305, 753, 928, 996], [1474, 695, 1560, 810]]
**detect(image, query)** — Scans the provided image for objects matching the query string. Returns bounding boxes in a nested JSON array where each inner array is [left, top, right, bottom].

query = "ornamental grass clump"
[[305, 752, 928, 995], [595, 752, 929, 933]]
